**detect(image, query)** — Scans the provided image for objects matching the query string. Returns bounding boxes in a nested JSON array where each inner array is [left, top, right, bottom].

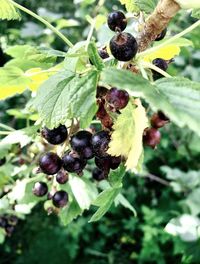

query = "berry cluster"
[[0, 215, 18, 237], [143, 111, 170, 148], [33, 123, 123, 210], [96, 86, 130, 129], [107, 11, 138, 61]]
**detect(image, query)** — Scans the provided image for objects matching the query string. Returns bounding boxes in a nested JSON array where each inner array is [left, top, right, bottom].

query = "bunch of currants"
[[0, 215, 18, 237], [32, 123, 122, 208]]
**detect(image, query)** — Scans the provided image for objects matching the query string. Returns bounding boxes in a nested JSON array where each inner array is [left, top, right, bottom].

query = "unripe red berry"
[[151, 111, 169, 128], [143, 128, 161, 148]]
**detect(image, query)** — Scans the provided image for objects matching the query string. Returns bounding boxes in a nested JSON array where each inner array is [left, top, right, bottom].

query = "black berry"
[[0, 217, 7, 228], [0, 157, 6, 166], [110, 32, 138, 61], [98, 49, 109, 59], [110, 156, 121, 170], [155, 28, 167, 41], [95, 157, 110, 172], [152, 58, 168, 80], [106, 87, 129, 110], [56, 170, 69, 184], [151, 111, 169, 128], [41, 125, 68, 145], [107, 11, 127, 32], [143, 128, 161, 149], [39, 152, 63, 175], [153, 58, 168, 71], [70, 131, 94, 159], [52, 190, 68, 208], [92, 167, 107, 181], [32, 181, 48, 197], [91, 131, 111, 158], [62, 151, 87, 173]]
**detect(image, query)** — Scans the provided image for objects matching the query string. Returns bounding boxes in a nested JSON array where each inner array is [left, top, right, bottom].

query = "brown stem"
[[143, 173, 170, 186], [137, 0, 181, 52]]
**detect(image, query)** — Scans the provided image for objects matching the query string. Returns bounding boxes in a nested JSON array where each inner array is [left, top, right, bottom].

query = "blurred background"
[[0, 0, 200, 263]]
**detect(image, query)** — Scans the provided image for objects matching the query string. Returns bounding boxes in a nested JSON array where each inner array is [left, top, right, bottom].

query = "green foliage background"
[[0, 0, 200, 263]]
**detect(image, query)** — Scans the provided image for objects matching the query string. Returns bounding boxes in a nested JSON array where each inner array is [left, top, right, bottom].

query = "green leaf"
[[192, 8, 200, 19], [59, 200, 83, 226], [87, 42, 104, 71], [101, 68, 200, 137], [89, 187, 121, 222], [0, 228, 6, 244], [185, 188, 200, 215], [0, 126, 39, 147], [108, 165, 126, 188], [119, 0, 139, 12], [34, 70, 99, 128], [5, 45, 56, 70], [0, 0, 21, 20], [155, 78, 200, 137], [0, 164, 13, 189], [0, 144, 11, 159], [115, 193, 137, 216], [135, 0, 158, 13], [68, 176, 98, 210]]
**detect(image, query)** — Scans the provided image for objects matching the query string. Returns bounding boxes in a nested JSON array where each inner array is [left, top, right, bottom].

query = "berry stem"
[[138, 19, 200, 58], [85, 0, 105, 49], [142, 62, 172, 78], [9, 0, 73, 48], [138, 64, 149, 80]]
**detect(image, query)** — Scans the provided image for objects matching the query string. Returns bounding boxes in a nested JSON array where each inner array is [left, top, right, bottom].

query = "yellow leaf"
[[25, 65, 60, 91], [0, 86, 26, 100], [0, 66, 30, 100], [143, 44, 180, 62], [25, 68, 50, 91], [108, 99, 148, 172]]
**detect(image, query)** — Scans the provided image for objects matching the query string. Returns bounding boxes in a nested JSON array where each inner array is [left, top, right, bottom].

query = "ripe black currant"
[[106, 87, 129, 110], [107, 11, 127, 32], [91, 131, 111, 158], [70, 130, 94, 159], [98, 49, 109, 59], [32, 181, 48, 197], [95, 157, 110, 172], [62, 151, 87, 173], [110, 156, 121, 170], [41, 124, 68, 145], [52, 190, 68, 208], [153, 58, 168, 71], [151, 111, 169, 128], [56, 170, 69, 184], [92, 167, 107, 181], [110, 32, 138, 61], [143, 128, 161, 149], [0, 217, 7, 228], [155, 28, 167, 41], [0, 157, 6, 166], [39, 152, 63, 175], [152, 58, 168, 80]]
